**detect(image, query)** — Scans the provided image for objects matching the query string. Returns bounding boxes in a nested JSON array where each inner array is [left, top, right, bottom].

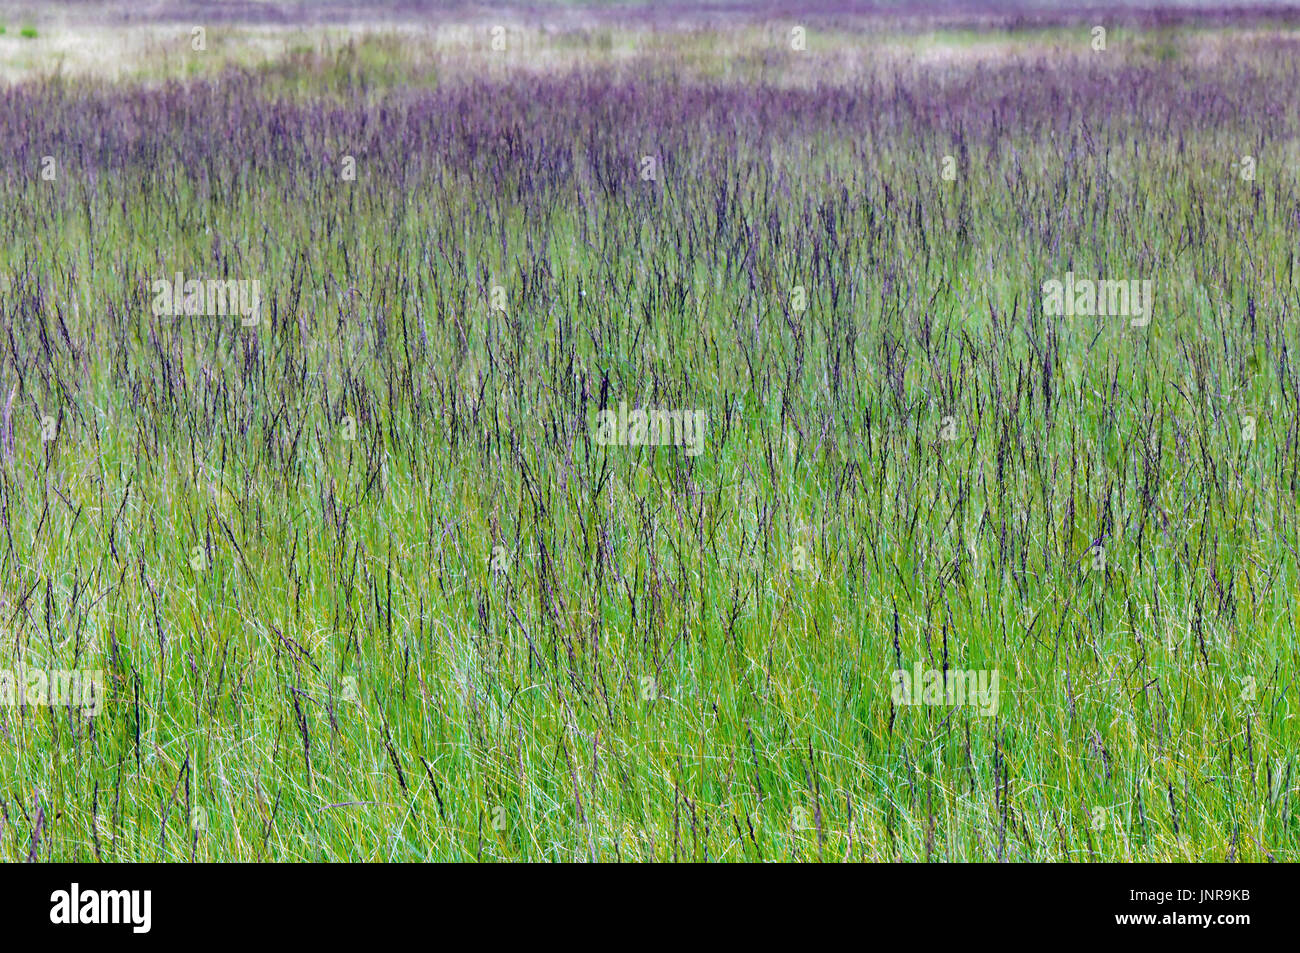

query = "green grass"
[[1, 20, 1298, 863]]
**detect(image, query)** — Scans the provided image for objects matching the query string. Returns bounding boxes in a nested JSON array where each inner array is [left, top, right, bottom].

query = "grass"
[[1, 11, 1299, 862]]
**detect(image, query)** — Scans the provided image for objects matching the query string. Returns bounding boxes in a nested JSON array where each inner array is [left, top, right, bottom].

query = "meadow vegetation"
[[1, 3, 1299, 861]]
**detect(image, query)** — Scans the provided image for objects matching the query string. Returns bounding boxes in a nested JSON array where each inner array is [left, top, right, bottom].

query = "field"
[[2, 1, 1300, 862]]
